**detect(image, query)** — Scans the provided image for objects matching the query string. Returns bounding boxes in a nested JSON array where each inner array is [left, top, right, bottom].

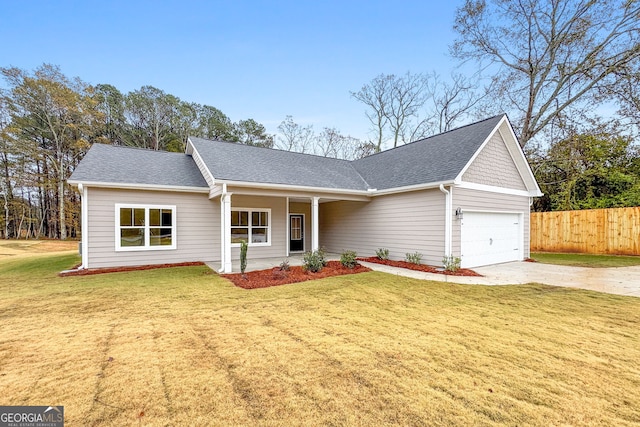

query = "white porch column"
[[286, 197, 290, 257], [312, 196, 319, 252], [219, 194, 225, 272], [222, 192, 233, 273]]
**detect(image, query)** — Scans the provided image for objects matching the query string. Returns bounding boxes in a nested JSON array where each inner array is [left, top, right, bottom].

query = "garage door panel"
[[461, 212, 522, 268]]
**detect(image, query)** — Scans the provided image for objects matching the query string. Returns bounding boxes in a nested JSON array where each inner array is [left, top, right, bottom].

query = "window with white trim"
[[231, 208, 270, 246], [115, 204, 176, 251]]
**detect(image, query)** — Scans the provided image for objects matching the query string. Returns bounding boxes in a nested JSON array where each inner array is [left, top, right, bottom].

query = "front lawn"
[[1, 251, 639, 426], [531, 251, 640, 268]]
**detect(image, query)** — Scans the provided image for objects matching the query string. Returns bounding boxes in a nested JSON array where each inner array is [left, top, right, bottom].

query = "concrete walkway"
[[208, 256, 639, 298], [359, 261, 640, 298]]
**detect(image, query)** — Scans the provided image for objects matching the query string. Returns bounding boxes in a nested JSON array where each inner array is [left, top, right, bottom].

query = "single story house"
[[68, 114, 542, 272]]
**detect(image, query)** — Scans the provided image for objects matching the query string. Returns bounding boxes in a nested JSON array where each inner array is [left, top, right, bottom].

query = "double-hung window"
[[231, 208, 270, 246], [116, 204, 176, 251]]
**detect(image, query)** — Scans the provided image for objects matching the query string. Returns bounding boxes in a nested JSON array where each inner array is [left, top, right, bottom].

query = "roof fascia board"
[[67, 180, 209, 194], [217, 179, 457, 198], [213, 179, 371, 197], [370, 180, 456, 196], [185, 138, 194, 155], [187, 138, 216, 186], [456, 180, 543, 197], [223, 186, 371, 202]]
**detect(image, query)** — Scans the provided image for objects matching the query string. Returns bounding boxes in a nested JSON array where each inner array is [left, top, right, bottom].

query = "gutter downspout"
[[439, 184, 452, 262], [78, 183, 87, 269], [218, 183, 227, 273]]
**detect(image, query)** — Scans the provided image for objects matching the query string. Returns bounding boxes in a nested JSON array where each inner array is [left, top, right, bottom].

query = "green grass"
[[531, 252, 640, 268], [1, 251, 639, 426]]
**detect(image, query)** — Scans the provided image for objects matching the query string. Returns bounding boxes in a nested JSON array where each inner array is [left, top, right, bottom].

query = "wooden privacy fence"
[[530, 207, 640, 255]]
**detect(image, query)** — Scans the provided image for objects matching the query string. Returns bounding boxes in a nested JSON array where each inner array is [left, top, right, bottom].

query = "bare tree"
[[352, 72, 431, 149], [351, 74, 392, 152], [353, 71, 487, 147], [606, 59, 640, 131], [276, 115, 314, 153], [315, 127, 344, 158], [386, 72, 430, 147], [407, 73, 489, 142], [431, 73, 487, 133], [452, 0, 640, 147], [313, 128, 370, 160]]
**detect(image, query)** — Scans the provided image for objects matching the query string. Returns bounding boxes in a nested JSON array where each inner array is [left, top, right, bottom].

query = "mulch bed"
[[59, 261, 205, 277], [357, 257, 482, 277], [222, 260, 371, 289]]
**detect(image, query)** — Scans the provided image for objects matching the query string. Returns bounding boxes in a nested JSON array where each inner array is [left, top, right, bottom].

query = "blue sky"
[[1, 0, 464, 142]]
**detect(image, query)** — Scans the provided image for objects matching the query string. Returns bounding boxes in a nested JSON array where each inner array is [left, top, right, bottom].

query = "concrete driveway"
[[360, 261, 640, 297]]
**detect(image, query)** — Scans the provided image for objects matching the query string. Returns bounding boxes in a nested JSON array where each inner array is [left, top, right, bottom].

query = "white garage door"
[[460, 212, 522, 268]]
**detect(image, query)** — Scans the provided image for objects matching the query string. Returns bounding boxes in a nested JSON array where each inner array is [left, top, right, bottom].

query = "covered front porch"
[[211, 184, 370, 273]]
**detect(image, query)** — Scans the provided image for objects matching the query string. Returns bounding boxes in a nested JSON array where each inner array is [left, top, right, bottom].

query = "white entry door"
[[460, 212, 522, 268]]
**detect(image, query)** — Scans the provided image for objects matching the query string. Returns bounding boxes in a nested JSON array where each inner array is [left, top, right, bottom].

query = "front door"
[[289, 214, 304, 252]]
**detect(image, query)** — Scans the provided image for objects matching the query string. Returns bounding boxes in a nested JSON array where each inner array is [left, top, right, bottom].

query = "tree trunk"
[[58, 154, 66, 239], [17, 207, 25, 239], [2, 190, 8, 239]]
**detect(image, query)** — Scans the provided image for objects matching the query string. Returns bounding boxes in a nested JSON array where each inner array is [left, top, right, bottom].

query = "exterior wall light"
[[455, 207, 463, 219]]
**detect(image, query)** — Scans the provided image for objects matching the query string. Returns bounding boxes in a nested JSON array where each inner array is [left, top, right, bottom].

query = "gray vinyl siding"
[[289, 201, 312, 252], [230, 195, 287, 260], [86, 188, 218, 269], [451, 187, 531, 258], [320, 189, 446, 265], [462, 133, 527, 190]]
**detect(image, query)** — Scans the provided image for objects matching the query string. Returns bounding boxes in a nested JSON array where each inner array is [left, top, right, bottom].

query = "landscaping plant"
[[375, 248, 390, 260], [303, 248, 327, 272], [240, 240, 248, 274], [405, 251, 422, 265], [442, 255, 461, 272], [340, 250, 358, 269], [279, 258, 290, 271]]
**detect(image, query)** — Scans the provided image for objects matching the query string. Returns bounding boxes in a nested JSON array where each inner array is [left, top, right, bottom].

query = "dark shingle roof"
[[189, 137, 370, 190], [352, 114, 504, 190], [68, 143, 208, 188], [69, 115, 508, 193]]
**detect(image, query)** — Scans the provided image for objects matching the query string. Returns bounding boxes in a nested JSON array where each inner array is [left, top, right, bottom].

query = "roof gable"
[[461, 125, 527, 190], [352, 115, 505, 190], [188, 137, 370, 191], [455, 115, 542, 195]]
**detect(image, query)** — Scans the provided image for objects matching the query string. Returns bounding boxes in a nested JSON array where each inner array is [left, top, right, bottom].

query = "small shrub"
[[442, 255, 461, 272], [376, 248, 390, 260], [318, 247, 328, 266], [240, 240, 248, 274], [303, 249, 327, 272], [340, 250, 358, 269], [405, 251, 422, 265], [279, 259, 290, 271]]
